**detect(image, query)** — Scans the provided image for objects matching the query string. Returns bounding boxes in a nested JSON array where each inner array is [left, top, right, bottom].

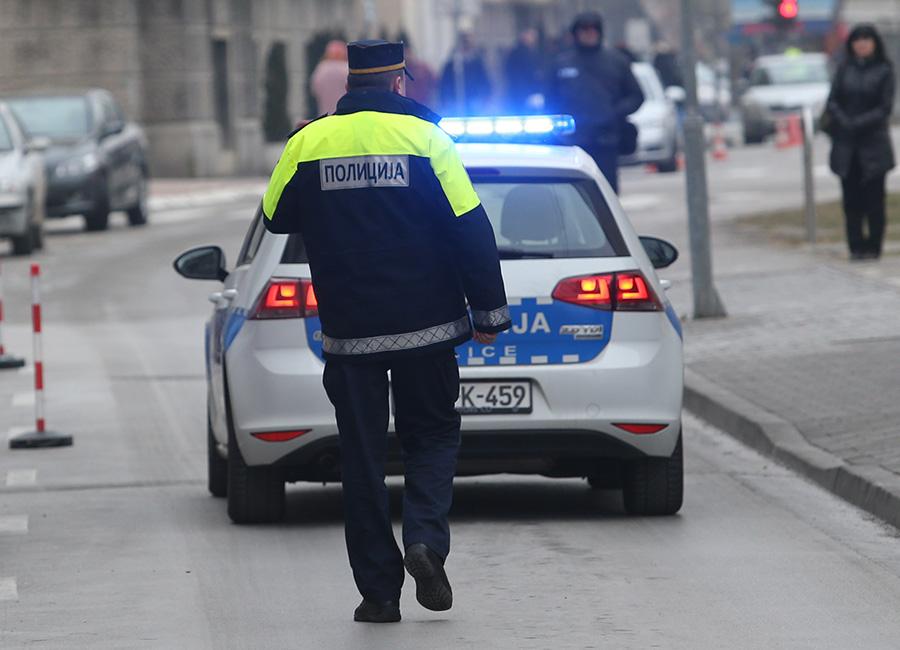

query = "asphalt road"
[[0, 161, 899, 647]]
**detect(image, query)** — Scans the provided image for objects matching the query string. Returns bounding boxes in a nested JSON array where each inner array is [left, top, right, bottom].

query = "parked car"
[[3, 89, 149, 231], [739, 53, 830, 144], [621, 63, 680, 173], [0, 103, 46, 255]]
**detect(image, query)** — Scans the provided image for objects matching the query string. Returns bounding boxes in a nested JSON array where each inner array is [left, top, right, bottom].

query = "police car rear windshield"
[[281, 178, 625, 263]]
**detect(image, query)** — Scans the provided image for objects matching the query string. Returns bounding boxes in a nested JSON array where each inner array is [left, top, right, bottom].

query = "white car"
[[740, 53, 831, 144], [0, 102, 46, 255], [621, 63, 680, 173], [175, 116, 685, 524]]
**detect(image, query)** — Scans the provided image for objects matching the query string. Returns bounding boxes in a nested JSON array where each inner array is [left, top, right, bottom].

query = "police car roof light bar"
[[439, 115, 576, 142]]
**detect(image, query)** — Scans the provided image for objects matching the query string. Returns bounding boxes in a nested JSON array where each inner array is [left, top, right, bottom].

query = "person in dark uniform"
[[545, 12, 644, 194], [262, 40, 511, 623]]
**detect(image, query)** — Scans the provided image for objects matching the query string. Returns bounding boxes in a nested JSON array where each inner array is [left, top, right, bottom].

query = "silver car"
[[0, 103, 46, 255], [740, 53, 831, 144], [621, 63, 680, 173]]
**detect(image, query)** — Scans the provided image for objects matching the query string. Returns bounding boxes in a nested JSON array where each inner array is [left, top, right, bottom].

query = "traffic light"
[[767, 0, 799, 29], [778, 0, 799, 20]]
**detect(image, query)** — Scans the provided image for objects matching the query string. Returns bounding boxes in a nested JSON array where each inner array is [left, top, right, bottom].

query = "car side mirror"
[[664, 86, 686, 104], [639, 236, 679, 269], [25, 136, 51, 153], [173, 246, 228, 281], [100, 120, 124, 139]]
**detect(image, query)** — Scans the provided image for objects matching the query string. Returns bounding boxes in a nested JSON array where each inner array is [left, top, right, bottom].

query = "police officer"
[[262, 40, 511, 623], [546, 12, 644, 194]]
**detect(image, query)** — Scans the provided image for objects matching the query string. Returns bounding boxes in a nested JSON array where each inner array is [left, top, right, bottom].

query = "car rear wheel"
[[622, 433, 683, 516], [127, 174, 148, 227], [208, 417, 227, 498], [11, 194, 36, 256], [85, 178, 110, 232], [224, 381, 285, 523]]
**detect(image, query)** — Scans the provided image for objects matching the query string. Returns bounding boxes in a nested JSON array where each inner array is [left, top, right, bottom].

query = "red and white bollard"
[[0, 260, 25, 370], [9, 264, 73, 449]]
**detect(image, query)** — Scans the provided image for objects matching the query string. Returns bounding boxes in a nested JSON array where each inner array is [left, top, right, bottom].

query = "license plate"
[[456, 380, 532, 415]]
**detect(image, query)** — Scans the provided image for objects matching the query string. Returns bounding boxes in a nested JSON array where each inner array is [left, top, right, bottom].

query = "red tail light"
[[552, 271, 661, 311], [250, 278, 318, 319], [551, 275, 613, 308]]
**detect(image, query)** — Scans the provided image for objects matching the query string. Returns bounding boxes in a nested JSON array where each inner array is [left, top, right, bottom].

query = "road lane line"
[[0, 515, 28, 534], [0, 578, 17, 601], [5, 469, 36, 487], [11, 392, 34, 408]]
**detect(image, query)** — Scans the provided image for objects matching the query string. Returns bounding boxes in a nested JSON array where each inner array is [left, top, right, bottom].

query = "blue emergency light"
[[439, 114, 576, 142]]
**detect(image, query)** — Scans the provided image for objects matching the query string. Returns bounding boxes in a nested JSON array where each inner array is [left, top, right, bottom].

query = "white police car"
[[175, 115, 684, 524]]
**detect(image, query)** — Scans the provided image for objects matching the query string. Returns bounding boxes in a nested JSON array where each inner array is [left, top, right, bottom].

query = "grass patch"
[[738, 193, 900, 245]]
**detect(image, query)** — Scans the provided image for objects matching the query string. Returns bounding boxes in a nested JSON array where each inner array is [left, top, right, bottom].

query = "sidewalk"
[[673, 224, 900, 528], [148, 177, 267, 211]]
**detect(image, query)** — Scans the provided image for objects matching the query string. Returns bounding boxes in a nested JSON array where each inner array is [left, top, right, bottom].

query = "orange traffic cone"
[[711, 123, 728, 161]]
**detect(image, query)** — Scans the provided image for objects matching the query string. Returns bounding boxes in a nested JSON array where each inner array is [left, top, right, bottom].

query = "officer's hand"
[[473, 331, 497, 345]]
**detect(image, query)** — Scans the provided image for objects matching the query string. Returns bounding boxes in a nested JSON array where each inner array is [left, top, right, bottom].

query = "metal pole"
[[680, 0, 726, 318], [801, 106, 817, 244]]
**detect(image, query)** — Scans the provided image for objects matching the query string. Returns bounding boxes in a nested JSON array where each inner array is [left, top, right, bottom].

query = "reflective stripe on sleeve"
[[322, 316, 471, 356], [472, 305, 511, 329]]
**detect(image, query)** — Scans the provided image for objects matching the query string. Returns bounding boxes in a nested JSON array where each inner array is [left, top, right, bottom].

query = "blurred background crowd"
[[0, 0, 897, 179]]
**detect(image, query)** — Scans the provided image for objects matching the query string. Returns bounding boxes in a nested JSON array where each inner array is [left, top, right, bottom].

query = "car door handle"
[[208, 291, 224, 304], [222, 289, 238, 301]]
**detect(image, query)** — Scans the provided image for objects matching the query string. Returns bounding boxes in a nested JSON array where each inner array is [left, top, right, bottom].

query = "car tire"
[[743, 125, 765, 145], [657, 149, 679, 174], [208, 417, 228, 498], [11, 194, 36, 256], [127, 174, 148, 227], [10, 227, 34, 256], [622, 433, 683, 516], [85, 178, 110, 232], [224, 378, 285, 524]]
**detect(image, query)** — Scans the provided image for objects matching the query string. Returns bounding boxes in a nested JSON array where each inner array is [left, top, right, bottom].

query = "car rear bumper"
[[226, 312, 683, 469], [45, 175, 102, 218]]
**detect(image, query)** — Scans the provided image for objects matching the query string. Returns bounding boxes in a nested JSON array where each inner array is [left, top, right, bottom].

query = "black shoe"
[[404, 543, 453, 611], [353, 599, 401, 623]]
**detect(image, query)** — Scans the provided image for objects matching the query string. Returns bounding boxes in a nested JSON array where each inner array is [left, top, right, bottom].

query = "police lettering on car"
[[262, 39, 511, 624]]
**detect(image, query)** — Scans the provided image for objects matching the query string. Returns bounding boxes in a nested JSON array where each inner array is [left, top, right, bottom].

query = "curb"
[[684, 368, 900, 530]]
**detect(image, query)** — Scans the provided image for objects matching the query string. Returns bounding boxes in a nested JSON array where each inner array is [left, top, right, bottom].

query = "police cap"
[[347, 39, 414, 79]]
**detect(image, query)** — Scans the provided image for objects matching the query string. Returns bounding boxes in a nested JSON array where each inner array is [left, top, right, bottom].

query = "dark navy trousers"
[[323, 350, 461, 602]]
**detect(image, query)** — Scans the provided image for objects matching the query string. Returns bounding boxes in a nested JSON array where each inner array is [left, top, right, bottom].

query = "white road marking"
[[0, 578, 18, 601], [0, 515, 28, 534], [536, 297, 553, 305], [11, 392, 34, 408], [619, 195, 663, 211], [530, 355, 549, 364], [563, 354, 580, 363], [6, 469, 36, 487]]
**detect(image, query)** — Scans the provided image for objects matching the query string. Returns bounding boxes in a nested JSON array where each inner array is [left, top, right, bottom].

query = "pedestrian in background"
[[263, 40, 511, 623], [545, 12, 644, 194], [440, 30, 492, 116], [825, 24, 895, 260], [504, 27, 543, 113], [404, 41, 438, 108], [311, 39, 349, 115]]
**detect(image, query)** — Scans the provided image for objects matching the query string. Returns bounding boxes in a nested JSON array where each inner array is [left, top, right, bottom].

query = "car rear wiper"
[[497, 248, 555, 259]]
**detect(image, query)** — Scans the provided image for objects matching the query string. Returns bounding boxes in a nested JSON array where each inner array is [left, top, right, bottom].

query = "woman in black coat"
[[826, 24, 895, 260]]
